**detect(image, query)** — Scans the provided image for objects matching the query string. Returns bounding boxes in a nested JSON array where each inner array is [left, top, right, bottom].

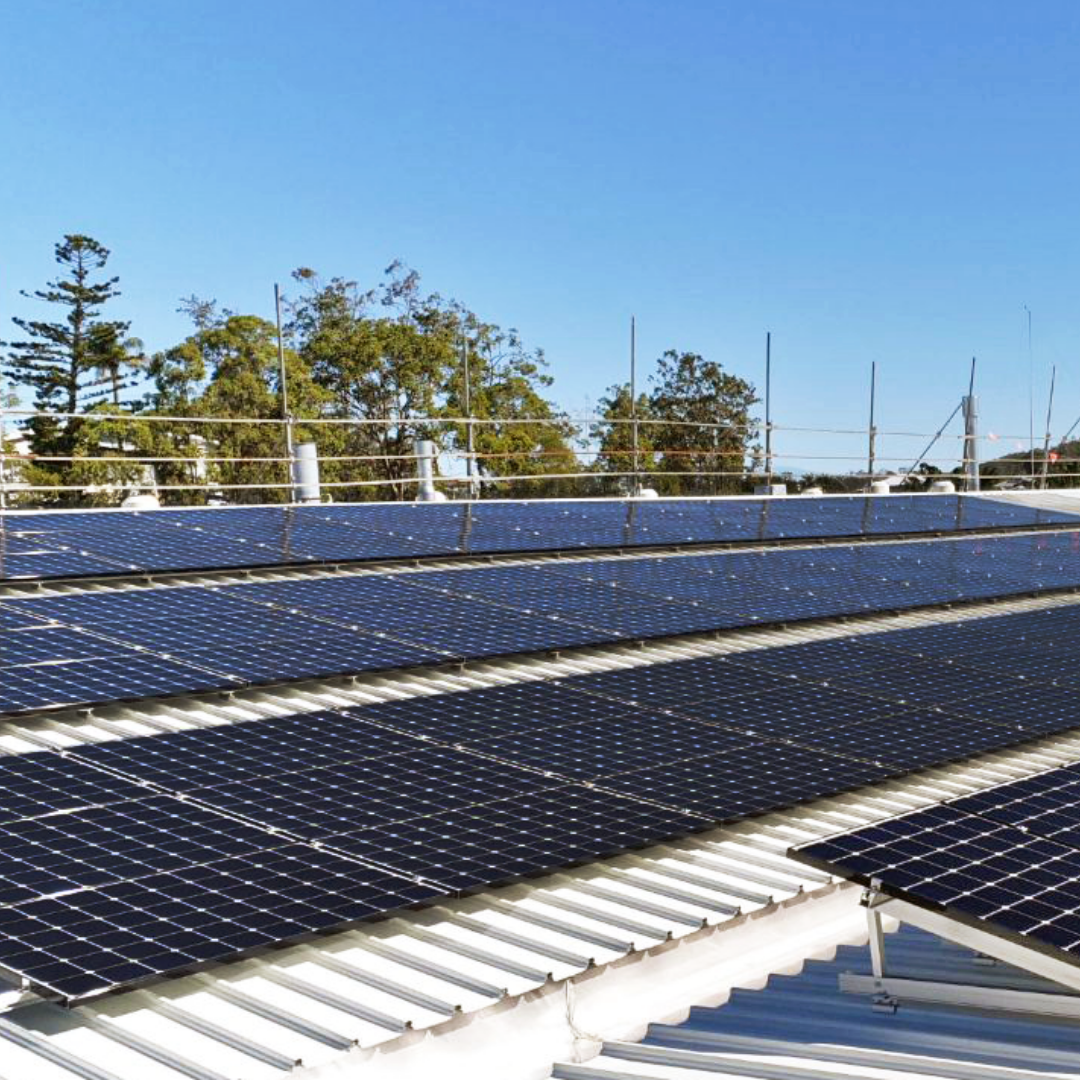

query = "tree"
[[144, 312, 332, 504], [444, 310, 579, 497], [288, 266, 452, 500], [594, 383, 657, 493], [288, 263, 577, 500], [3, 235, 138, 449], [2, 235, 142, 503], [647, 350, 759, 495]]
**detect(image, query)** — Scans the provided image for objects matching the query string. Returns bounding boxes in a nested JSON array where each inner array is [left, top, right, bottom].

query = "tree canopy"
[[596, 349, 759, 495], [3, 235, 762, 506]]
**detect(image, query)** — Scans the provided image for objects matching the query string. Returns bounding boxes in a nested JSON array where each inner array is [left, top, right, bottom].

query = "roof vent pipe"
[[869, 480, 891, 495], [414, 439, 447, 502], [290, 442, 321, 504]]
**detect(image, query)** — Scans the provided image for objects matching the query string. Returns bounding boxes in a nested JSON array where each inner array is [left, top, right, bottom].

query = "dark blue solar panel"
[[351, 681, 640, 742], [448, 712, 758, 781], [0, 755, 148, 823], [0, 841, 439, 998], [0, 655, 243, 715], [599, 744, 898, 819], [6, 529, 1080, 718], [668, 686, 900, 738], [944, 687, 1080, 736], [326, 786, 711, 890], [0, 628, 127, 668], [7, 579, 1080, 1002], [793, 763, 1080, 961], [4, 494, 1078, 580]]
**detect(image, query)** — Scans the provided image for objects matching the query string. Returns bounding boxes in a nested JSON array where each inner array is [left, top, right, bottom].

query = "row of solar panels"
[[2, 599, 1079, 1000], [3, 529, 1080, 717], [797, 761, 1080, 962], [1, 494, 1075, 580]]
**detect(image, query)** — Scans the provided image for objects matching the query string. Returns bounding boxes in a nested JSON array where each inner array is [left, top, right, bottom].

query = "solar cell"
[[668, 685, 899, 738], [0, 754, 148, 824], [151, 748, 566, 838], [942, 765, 1080, 848], [455, 712, 757, 780], [0, 795, 297, 904], [793, 709, 1033, 770], [943, 686, 1080, 736], [350, 682, 639, 742], [172, 635, 452, 682], [72, 709, 440, 787], [824, 658, 1027, 706], [557, 656, 795, 708], [0, 627, 129, 668]]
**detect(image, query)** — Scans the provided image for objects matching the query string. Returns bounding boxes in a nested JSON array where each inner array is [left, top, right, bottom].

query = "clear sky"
[[2, 0, 1078, 475]]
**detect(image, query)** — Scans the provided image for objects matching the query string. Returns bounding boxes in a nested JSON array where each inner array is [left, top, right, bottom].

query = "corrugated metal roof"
[[5, 528, 1080, 1077], [4, 706, 1080, 1077], [556, 924, 1080, 1079]]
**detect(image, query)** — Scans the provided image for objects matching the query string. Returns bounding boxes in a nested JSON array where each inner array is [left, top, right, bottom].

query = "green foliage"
[[444, 310, 579, 497], [4, 240, 766, 507], [144, 311, 333, 504], [593, 384, 656, 494], [288, 263, 577, 500], [2, 235, 143, 504], [649, 350, 759, 494], [596, 350, 759, 495]]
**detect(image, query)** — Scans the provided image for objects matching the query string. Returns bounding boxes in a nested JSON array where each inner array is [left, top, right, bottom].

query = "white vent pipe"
[[290, 442, 321, 504], [414, 440, 447, 502]]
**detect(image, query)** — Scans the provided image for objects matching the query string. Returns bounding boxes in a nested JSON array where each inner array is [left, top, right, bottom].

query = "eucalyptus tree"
[[648, 350, 759, 494]]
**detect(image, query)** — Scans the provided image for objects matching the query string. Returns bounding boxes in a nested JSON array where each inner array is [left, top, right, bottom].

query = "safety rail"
[[0, 404, 1075, 507]]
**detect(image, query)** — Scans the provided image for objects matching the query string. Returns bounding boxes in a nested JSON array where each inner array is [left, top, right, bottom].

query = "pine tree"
[[3, 234, 135, 463]]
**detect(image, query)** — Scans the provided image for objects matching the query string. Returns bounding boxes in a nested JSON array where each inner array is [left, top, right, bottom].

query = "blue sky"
[[2, 0, 1078, 474]]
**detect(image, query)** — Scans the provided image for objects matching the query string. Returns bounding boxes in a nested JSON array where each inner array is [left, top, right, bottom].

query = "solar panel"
[[944, 686, 1080, 736], [668, 685, 900, 739], [0, 754, 149, 823], [122, 747, 568, 838], [0, 627, 131, 668], [793, 800, 1080, 958], [323, 785, 711, 890], [8, 574, 1080, 1002], [74, 708, 470, 787], [941, 765, 1080, 846], [350, 681, 641, 742], [4, 494, 1078, 581], [6, 528, 1080, 719], [0, 745, 450, 999], [0, 655, 243, 715], [446, 711, 758, 780], [792, 709, 1033, 770], [0, 841, 440, 998], [794, 756, 1080, 964], [599, 744, 898, 819], [556, 655, 796, 708]]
